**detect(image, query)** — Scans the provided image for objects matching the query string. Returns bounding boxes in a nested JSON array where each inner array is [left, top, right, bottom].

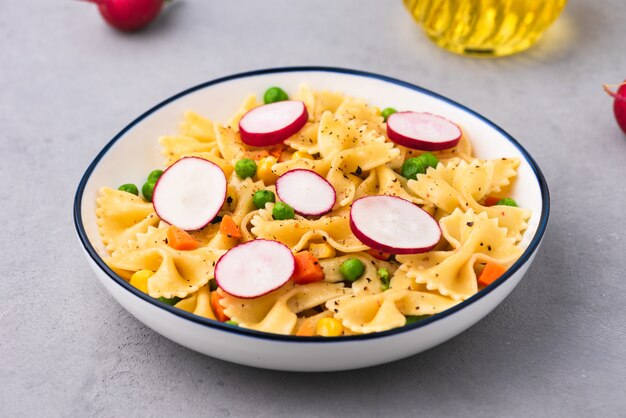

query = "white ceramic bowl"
[[74, 67, 549, 372]]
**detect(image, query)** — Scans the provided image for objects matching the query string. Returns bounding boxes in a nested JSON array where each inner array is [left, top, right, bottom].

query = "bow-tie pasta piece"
[[327, 167, 362, 208], [250, 205, 368, 253], [465, 195, 531, 242], [96, 188, 160, 256], [284, 122, 320, 154], [272, 154, 332, 177], [129, 215, 218, 250], [406, 161, 462, 213], [399, 133, 474, 164], [293, 84, 346, 122], [376, 166, 425, 204], [331, 142, 401, 174], [226, 94, 259, 132], [489, 157, 520, 195], [219, 282, 348, 335], [320, 253, 396, 295], [335, 98, 384, 127], [408, 159, 530, 239], [317, 111, 362, 158], [215, 124, 249, 164], [120, 225, 168, 256], [160, 135, 218, 166], [106, 245, 225, 299], [397, 209, 523, 300], [452, 159, 495, 202], [174, 285, 216, 320], [407, 159, 492, 212], [435, 133, 474, 162], [294, 84, 316, 122], [389, 268, 427, 291], [159, 111, 219, 166], [179, 111, 216, 142], [225, 177, 264, 224], [328, 288, 458, 334], [313, 90, 346, 121], [354, 169, 378, 200]]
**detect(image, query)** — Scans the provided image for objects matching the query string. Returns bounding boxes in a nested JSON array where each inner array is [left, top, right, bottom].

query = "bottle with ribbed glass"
[[403, 0, 567, 57]]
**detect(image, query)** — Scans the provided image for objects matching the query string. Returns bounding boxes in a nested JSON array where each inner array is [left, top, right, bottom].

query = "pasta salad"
[[96, 85, 531, 337]]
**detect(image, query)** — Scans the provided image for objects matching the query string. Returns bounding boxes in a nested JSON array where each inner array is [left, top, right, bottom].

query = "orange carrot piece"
[[291, 251, 324, 284], [254, 150, 270, 159], [269, 143, 285, 160], [219, 215, 241, 239], [296, 318, 317, 336], [484, 196, 501, 207], [210, 291, 230, 322], [166, 226, 200, 251], [478, 262, 507, 287], [367, 249, 392, 261]]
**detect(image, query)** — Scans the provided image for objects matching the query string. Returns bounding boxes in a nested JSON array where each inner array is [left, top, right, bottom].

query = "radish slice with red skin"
[[275, 169, 336, 216], [386, 111, 462, 151], [215, 239, 295, 299], [152, 157, 227, 231], [350, 196, 441, 254], [239, 100, 309, 146]]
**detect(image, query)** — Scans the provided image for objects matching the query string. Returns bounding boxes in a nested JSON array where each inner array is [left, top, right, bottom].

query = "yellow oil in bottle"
[[403, 0, 567, 57]]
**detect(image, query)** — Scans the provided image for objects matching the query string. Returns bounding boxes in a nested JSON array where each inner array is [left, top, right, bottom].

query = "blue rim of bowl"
[[74, 66, 550, 343]]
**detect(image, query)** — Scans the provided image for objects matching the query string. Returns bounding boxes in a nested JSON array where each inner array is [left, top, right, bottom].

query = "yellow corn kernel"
[[292, 151, 313, 160], [316, 317, 344, 337], [257, 156, 278, 185], [309, 243, 336, 259], [130, 269, 153, 293]]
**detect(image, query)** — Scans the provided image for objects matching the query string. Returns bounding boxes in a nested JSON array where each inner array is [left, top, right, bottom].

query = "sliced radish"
[[387, 111, 462, 151], [152, 157, 227, 231], [215, 239, 295, 299], [239, 100, 308, 146], [275, 169, 336, 216], [350, 196, 441, 254]]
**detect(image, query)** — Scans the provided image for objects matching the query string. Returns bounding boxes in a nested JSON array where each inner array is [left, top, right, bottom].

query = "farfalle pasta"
[[95, 85, 531, 337]]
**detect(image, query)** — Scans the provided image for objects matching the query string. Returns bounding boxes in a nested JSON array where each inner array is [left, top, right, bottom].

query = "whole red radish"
[[604, 81, 626, 136], [90, 0, 164, 32]]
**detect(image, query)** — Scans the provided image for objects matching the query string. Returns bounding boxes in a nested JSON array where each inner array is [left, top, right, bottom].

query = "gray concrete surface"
[[2, 1, 625, 417]]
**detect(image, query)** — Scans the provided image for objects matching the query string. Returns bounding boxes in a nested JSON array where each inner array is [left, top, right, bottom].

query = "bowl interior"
[[78, 68, 545, 293]]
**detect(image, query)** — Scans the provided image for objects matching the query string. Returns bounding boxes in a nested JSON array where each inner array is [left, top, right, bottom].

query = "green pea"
[[419, 152, 439, 169], [401, 158, 427, 180], [400, 152, 440, 180], [405, 315, 430, 325], [142, 181, 156, 202], [118, 183, 139, 196], [253, 190, 276, 209], [378, 268, 390, 291], [225, 320, 239, 326], [496, 197, 518, 207], [158, 296, 181, 306], [147, 169, 164, 184], [263, 87, 289, 104], [210, 215, 223, 224], [208, 279, 218, 292], [235, 158, 257, 179], [340, 258, 365, 282], [272, 202, 295, 220], [381, 107, 397, 122]]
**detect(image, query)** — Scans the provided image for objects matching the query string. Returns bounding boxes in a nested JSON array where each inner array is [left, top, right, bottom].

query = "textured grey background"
[[2, 0, 625, 417]]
